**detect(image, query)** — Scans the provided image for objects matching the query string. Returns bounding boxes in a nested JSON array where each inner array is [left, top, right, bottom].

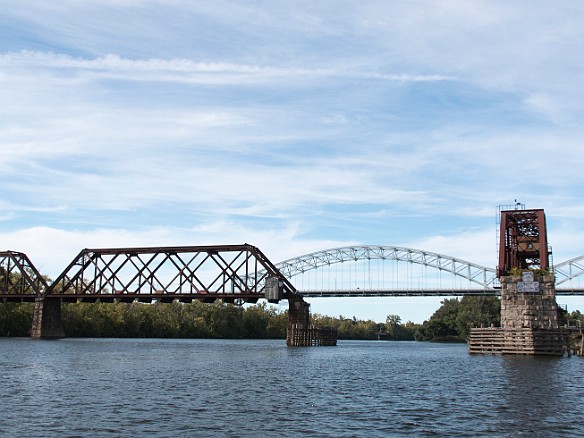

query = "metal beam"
[[274, 245, 498, 288], [0, 251, 47, 301], [45, 244, 297, 302]]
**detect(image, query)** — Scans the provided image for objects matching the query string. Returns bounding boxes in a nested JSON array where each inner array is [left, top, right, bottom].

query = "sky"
[[1, 0, 584, 323]]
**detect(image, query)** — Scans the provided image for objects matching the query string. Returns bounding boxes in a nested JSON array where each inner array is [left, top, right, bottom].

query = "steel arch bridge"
[[272, 246, 584, 297], [554, 256, 584, 286]]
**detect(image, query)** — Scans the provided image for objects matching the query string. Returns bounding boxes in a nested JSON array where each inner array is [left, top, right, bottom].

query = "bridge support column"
[[286, 296, 337, 346], [286, 296, 310, 346], [469, 273, 570, 355], [31, 297, 65, 339]]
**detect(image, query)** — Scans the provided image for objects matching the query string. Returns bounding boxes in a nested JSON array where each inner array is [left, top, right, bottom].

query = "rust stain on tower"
[[498, 208, 550, 277]]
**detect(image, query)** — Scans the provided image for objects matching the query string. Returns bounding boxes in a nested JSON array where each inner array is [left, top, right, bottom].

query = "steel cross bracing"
[[45, 244, 296, 303], [4, 245, 584, 301], [554, 256, 584, 285], [274, 246, 499, 289], [0, 251, 48, 301]]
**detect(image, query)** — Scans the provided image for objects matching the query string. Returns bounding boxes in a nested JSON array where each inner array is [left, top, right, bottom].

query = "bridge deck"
[[4, 289, 583, 302], [298, 288, 584, 297], [1, 293, 262, 303]]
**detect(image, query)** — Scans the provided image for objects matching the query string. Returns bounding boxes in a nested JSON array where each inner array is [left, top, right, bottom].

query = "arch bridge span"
[[273, 246, 584, 297]]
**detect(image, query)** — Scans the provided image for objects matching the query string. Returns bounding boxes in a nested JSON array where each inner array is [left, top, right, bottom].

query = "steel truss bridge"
[[1, 245, 584, 302], [0, 245, 296, 303]]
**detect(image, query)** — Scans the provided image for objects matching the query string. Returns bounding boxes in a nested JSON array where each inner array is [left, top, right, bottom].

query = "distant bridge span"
[[275, 246, 498, 288], [272, 246, 584, 297]]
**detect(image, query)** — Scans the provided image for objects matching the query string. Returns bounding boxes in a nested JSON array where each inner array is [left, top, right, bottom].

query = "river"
[[1, 338, 583, 437]]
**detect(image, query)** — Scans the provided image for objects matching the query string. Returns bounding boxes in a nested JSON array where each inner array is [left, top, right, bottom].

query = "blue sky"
[[2, 1, 584, 322]]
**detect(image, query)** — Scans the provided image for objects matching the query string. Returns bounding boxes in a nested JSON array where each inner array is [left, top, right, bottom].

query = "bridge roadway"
[[298, 288, 584, 297]]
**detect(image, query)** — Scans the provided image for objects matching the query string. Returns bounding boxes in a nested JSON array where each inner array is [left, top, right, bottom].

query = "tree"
[[385, 314, 401, 339], [415, 296, 501, 342], [456, 296, 500, 338], [416, 298, 461, 341], [0, 303, 34, 336], [567, 310, 584, 327]]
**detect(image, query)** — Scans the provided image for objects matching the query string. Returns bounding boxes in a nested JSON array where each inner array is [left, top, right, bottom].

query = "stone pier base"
[[31, 297, 65, 339], [469, 273, 569, 356]]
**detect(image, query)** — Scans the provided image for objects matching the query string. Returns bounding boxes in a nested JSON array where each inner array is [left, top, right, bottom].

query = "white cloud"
[[0, 51, 454, 86], [2, 0, 584, 321], [0, 224, 350, 279]]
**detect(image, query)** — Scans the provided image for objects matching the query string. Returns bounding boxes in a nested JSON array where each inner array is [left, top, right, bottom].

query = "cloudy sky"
[[1, 1, 584, 322]]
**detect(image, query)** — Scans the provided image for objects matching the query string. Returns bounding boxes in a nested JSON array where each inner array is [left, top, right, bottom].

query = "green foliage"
[[508, 267, 524, 277], [310, 313, 417, 340], [415, 296, 501, 342], [1, 296, 501, 342], [310, 314, 376, 339], [456, 296, 501, 338], [383, 314, 416, 340], [60, 300, 288, 339], [0, 302, 35, 336], [567, 310, 584, 327], [508, 267, 551, 277]]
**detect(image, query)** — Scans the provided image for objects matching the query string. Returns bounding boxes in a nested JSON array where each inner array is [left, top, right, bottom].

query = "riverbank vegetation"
[[2, 297, 582, 341], [2, 301, 402, 340], [414, 296, 501, 342]]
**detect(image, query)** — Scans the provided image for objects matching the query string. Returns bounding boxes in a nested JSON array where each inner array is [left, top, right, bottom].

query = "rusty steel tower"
[[497, 207, 551, 277]]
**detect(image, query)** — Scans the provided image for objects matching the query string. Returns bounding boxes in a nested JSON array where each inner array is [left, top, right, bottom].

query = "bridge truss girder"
[[275, 246, 499, 289], [0, 251, 48, 301], [46, 244, 296, 303]]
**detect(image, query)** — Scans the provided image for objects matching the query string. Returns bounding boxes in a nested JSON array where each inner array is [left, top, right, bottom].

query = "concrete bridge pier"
[[31, 297, 65, 339]]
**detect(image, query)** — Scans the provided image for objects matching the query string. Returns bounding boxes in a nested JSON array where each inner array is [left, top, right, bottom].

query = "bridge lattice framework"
[[0, 245, 306, 339], [2, 246, 584, 302], [271, 246, 584, 297]]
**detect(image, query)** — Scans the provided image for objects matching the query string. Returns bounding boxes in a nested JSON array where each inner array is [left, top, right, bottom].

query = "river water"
[[1, 338, 583, 437]]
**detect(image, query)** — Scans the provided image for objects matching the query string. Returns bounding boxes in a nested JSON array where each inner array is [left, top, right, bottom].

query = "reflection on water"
[[0, 338, 582, 437]]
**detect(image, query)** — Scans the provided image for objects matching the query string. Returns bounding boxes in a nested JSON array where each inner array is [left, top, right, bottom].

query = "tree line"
[[2, 296, 582, 341]]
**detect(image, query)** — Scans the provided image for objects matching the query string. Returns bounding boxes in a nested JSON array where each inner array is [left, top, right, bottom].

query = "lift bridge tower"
[[469, 205, 570, 355], [497, 206, 550, 277]]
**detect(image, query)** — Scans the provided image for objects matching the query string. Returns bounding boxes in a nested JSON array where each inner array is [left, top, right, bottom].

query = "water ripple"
[[0, 338, 583, 436]]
